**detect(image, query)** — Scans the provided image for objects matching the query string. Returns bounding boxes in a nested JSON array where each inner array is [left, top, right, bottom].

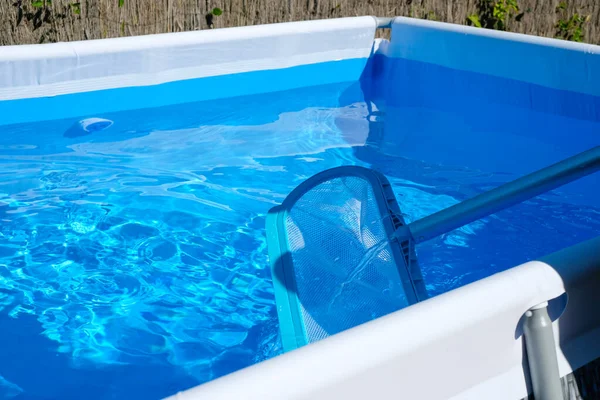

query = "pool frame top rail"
[[375, 17, 393, 29]]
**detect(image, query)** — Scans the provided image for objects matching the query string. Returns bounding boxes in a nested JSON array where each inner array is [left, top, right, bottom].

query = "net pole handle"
[[406, 146, 600, 244]]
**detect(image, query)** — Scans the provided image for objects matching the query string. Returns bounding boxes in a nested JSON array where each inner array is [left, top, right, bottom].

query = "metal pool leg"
[[523, 302, 564, 400]]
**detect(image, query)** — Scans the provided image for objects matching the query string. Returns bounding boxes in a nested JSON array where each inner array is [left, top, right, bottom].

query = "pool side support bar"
[[375, 17, 393, 29], [523, 302, 564, 400], [404, 146, 600, 243]]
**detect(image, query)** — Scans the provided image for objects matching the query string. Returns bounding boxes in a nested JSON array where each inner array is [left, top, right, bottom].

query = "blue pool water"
[[0, 57, 599, 399]]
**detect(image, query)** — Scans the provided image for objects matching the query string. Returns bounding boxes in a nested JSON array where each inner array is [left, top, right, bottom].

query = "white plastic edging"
[[384, 17, 600, 97], [166, 236, 600, 400], [0, 16, 377, 101]]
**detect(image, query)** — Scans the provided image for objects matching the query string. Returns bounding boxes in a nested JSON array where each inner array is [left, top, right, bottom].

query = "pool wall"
[[0, 17, 376, 126], [378, 17, 600, 97], [362, 18, 600, 207], [367, 17, 600, 126], [167, 17, 600, 400]]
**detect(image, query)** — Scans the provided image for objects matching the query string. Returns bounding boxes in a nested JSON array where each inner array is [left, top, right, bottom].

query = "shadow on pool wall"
[[357, 53, 600, 188], [351, 53, 600, 297]]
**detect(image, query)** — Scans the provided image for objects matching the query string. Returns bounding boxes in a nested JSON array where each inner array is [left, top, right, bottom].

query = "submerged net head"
[[270, 169, 420, 348]]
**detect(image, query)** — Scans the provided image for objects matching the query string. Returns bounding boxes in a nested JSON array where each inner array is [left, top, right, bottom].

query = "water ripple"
[[0, 79, 598, 399]]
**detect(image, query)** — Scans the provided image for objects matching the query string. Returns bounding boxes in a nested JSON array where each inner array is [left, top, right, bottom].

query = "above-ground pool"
[[0, 16, 598, 400]]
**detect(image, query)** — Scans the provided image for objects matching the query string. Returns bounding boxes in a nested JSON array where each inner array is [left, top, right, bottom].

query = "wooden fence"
[[1, 0, 599, 45]]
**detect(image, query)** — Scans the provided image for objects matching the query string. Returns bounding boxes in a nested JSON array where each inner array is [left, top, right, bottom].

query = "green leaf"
[[425, 11, 437, 21], [467, 14, 482, 28], [31, 1, 44, 8], [507, 0, 519, 13], [71, 2, 81, 14], [118, 0, 124, 7], [212, 7, 222, 16]]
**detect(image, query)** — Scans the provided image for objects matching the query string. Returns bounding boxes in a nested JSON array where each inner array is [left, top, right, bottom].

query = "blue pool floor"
[[0, 59, 599, 399]]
